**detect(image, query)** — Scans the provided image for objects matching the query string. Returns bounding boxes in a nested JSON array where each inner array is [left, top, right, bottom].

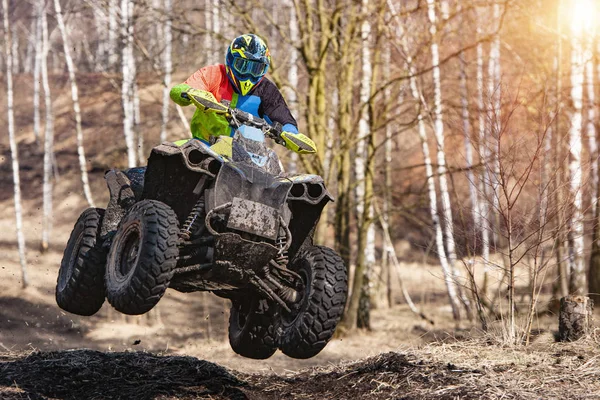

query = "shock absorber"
[[179, 196, 205, 240], [274, 232, 288, 266]]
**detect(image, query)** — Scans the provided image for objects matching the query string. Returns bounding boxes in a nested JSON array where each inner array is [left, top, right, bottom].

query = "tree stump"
[[558, 295, 593, 342]]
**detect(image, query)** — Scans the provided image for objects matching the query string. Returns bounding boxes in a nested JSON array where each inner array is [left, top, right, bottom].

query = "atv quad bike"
[[56, 91, 348, 359]]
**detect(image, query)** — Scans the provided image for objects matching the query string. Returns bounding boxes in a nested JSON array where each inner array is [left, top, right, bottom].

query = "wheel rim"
[[58, 229, 85, 292], [116, 222, 141, 281]]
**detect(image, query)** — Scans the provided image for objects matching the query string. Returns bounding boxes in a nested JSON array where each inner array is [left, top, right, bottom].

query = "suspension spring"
[[179, 197, 205, 240], [275, 233, 288, 266]]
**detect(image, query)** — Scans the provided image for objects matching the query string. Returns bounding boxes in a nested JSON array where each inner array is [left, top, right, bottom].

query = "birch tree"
[[285, 0, 299, 173], [41, 1, 55, 253], [427, 0, 470, 318], [211, 0, 220, 64], [11, 24, 19, 73], [457, 4, 480, 240], [476, 5, 492, 295], [584, 31, 597, 219], [33, 2, 43, 144], [121, 0, 137, 168], [3, 0, 28, 287], [340, 0, 375, 331], [108, 0, 118, 70], [567, 2, 588, 295], [380, 36, 394, 308], [332, 1, 360, 270], [487, 2, 502, 252], [54, 0, 95, 207], [204, 0, 213, 64], [160, 0, 173, 143], [590, 18, 600, 306]]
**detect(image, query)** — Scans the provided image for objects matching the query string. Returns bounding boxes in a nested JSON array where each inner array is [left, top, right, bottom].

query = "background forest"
[[1, 0, 600, 357]]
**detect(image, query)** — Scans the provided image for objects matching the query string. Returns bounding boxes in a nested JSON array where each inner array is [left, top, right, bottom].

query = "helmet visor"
[[233, 58, 268, 78]]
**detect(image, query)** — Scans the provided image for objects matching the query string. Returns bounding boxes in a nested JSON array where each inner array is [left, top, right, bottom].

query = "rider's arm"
[[170, 65, 223, 107], [258, 80, 317, 154]]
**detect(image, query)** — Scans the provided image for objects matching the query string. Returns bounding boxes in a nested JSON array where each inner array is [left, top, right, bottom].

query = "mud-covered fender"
[[100, 169, 137, 236]]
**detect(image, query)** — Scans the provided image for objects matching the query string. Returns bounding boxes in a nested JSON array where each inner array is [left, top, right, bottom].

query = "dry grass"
[[1, 335, 599, 399], [245, 332, 600, 399]]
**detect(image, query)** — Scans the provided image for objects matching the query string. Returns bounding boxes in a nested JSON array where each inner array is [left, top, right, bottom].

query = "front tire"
[[229, 297, 277, 359], [56, 208, 107, 316], [105, 200, 179, 315], [278, 246, 348, 359]]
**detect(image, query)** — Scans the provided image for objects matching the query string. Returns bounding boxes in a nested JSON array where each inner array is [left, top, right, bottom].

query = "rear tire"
[[56, 208, 107, 316], [105, 200, 179, 315], [278, 246, 348, 359], [228, 297, 277, 359]]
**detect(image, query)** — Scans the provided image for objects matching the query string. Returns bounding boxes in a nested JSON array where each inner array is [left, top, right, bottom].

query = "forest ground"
[[1, 193, 599, 399], [1, 74, 600, 398]]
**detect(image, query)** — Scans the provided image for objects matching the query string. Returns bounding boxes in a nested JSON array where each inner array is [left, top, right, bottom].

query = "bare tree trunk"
[[568, 16, 587, 295], [427, 0, 470, 318], [381, 35, 393, 308], [211, 0, 219, 64], [353, 0, 374, 331], [160, 0, 173, 143], [389, 0, 461, 320], [204, 0, 212, 64], [92, 5, 107, 71], [108, 0, 118, 70], [488, 3, 503, 255], [134, 81, 143, 164], [3, 0, 28, 287], [590, 29, 600, 302], [54, 0, 95, 207], [41, 3, 55, 253], [121, 0, 137, 168], [24, 17, 35, 74], [11, 24, 19, 74], [476, 6, 491, 296], [589, 163, 600, 304], [285, 0, 299, 171], [555, 0, 570, 299], [585, 34, 597, 219], [458, 17, 479, 239], [33, 2, 43, 144]]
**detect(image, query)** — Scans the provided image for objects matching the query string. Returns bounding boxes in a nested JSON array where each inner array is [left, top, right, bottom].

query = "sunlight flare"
[[570, 0, 596, 36]]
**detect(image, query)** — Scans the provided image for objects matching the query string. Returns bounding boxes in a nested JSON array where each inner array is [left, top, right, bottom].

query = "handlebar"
[[182, 92, 283, 144]]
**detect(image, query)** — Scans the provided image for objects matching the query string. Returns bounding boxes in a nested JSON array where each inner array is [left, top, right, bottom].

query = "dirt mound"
[[1, 344, 600, 399], [0, 350, 247, 399], [0, 350, 478, 400], [248, 352, 471, 400]]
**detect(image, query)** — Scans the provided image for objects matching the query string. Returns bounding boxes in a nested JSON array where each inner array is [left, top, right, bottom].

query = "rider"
[[169, 33, 317, 154]]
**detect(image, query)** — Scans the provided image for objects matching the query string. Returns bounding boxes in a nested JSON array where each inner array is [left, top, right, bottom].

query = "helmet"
[[225, 34, 271, 96]]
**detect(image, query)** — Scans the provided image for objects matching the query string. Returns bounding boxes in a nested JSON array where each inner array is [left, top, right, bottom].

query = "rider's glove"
[[170, 83, 193, 106], [280, 131, 317, 154]]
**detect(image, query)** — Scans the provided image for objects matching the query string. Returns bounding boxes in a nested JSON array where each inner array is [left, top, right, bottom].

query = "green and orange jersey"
[[171, 64, 298, 143]]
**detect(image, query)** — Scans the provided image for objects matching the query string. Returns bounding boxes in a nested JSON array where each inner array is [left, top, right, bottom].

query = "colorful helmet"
[[225, 34, 271, 96]]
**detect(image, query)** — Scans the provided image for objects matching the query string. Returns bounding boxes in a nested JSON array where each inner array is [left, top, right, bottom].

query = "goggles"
[[233, 57, 268, 78]]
